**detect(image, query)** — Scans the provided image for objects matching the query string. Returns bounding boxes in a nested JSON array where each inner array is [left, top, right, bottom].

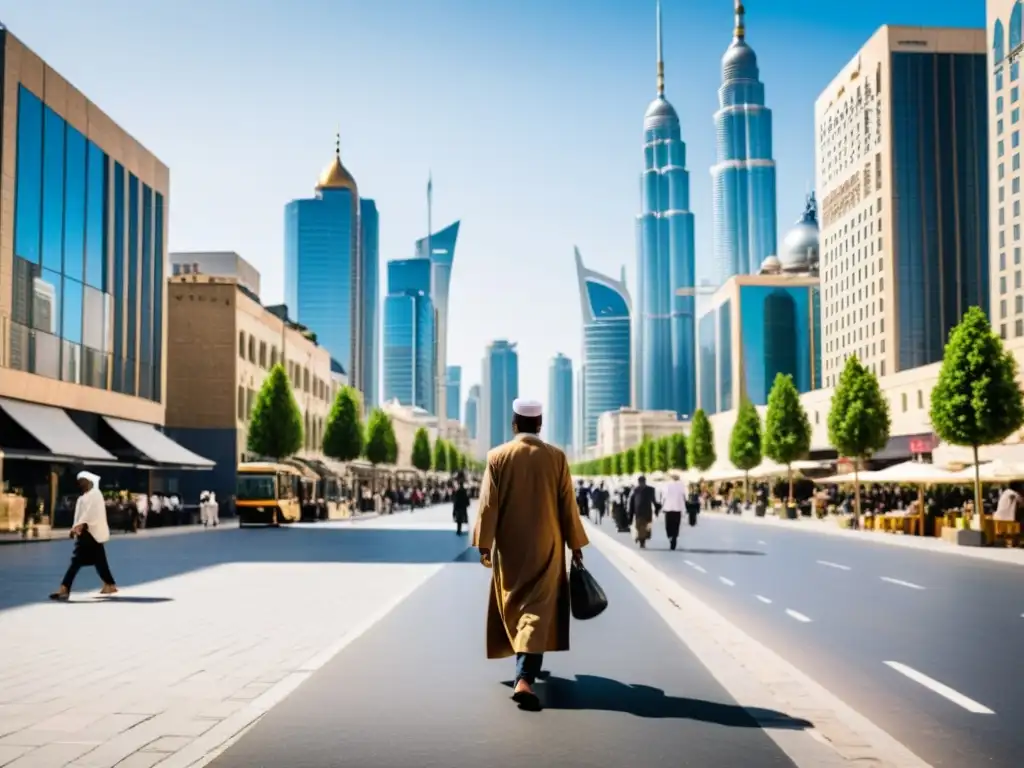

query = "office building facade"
[[635, 0, 696, 417], [382, 257, 435, 413], [711, 1, 778, 283], [465, 383, 480, 442], [360, 199, 379, 407], [547, 353, 573, 454], [816, 26, 988, 387], [480, 340, 518, 451], [169, 251, 261, 298], [284, 146, 378, 403], [575, 248, 631, 450], [446, 365, 461, 422]]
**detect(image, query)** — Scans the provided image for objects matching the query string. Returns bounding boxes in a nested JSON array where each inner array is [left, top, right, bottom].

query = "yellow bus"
[[236, 462, 304, 527]]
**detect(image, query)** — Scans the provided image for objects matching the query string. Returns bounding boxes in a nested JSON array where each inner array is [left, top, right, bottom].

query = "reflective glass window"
[[62, 277, 83, 345], [15, 86, 43, 264], [718, 302, 732, 412], [11, 256, 39, 327], [63, 125, 87, 282], [33, 269, 62, 336], [141, 185, 153, 367], [127, 173, 139, 395], [112, 163, 125, 392], [41, 106, 65, 273], [82, 283, 110, 352], [85, 141, 108, 289], [154, 192, 165, 402]]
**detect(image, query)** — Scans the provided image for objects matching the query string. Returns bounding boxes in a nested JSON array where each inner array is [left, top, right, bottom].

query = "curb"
[[585, 521, 932, 768], [0, 521, 241, 546]]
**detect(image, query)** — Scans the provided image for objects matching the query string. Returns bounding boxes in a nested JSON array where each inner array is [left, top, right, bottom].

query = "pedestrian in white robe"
[[50, 471, 117, 600]]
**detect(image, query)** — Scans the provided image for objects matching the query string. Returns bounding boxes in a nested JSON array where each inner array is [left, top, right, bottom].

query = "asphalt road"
[[600, 509, 1024, 768], [208, 505, 817, 768]]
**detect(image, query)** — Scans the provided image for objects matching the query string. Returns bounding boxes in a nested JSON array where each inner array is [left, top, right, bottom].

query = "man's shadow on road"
[[63, 596, 174, 605], [504, 674, 811, 728], [670, 548, 765, 556]]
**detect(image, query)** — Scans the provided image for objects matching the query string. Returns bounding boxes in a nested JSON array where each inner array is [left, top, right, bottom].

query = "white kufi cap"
[[77, 471, 101, 486], [512, 398, 542, 418]]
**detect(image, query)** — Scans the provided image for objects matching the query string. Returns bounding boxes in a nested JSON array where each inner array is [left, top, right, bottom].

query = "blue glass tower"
[[285, 141, 375, 400], [575, 248, 631, 450], [360, 198, 380, 407], [636, 0, 696, 418], [446, 365, 462, 421], [547, 353, 573, 454], [465, 383, 480, 441], [481, 340, 518, 451], [382, 257, 435, 412], [711, 1, 777, 283]]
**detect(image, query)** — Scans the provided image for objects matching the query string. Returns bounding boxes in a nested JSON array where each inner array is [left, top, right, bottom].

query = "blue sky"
[[1, 0, 984, 418]]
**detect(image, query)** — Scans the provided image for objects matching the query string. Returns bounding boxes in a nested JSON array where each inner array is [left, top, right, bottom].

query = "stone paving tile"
[[0, 507, 461, 768]]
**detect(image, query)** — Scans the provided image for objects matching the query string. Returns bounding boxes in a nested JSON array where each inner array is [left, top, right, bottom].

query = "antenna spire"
[[734, 0, 746, 41], [334, 128, 340, 158], [656, 0, 665, 97]]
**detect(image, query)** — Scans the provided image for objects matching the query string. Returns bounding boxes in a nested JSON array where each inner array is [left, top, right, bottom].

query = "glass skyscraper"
[[415, 219, 461, 432], [547, 353, 573, 454], [284, 144, 378, 403], [465, 383, 480, 441], [480, 340, 518, 451], [575, 248, 631, 450], [711, 2, 778, 283], [446, 365, 461, 421], [360, 199, 380, 407], [635, 0, 696, 418], [382, 257, 435, 412]]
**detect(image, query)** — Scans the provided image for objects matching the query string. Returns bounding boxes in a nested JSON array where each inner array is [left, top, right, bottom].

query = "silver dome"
[[779, 193, 820, 272], [722, 40, 758, 82], [759, 255, 782, 275], [644, 96, 679, 130]]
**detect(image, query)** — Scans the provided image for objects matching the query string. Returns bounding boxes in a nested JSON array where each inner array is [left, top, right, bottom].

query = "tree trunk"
[[787, 465, 794, 504], [972, 444, 984, 542], [853, 458, 861, 530], [744, 470, 750, 505]]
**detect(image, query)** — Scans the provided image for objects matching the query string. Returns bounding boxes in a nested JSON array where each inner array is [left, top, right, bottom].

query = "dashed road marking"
[[817, 560, 851, 571], [755, 595, 772, 604], [884, 661, 994, 714], [684, 560, 707, 574], [880, 576, 925, 590], [757, 540, 766, 545], [719, 577, 735, 587], [785, 609, 812, 623]]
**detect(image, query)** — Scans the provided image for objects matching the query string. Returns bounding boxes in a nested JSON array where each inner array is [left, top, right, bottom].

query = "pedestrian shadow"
[[673, 548, 765, 556], [66, 596, 174, 605], [505, 675, 811, 728]]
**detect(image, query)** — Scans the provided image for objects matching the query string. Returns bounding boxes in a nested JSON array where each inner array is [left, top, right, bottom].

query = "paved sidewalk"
[[0, 521, 240, 546], [0, 508, 466, 768], [706, 509, 1024, 565]]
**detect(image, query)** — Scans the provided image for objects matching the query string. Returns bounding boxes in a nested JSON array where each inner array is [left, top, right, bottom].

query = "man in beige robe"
[[473, 398, 589, 709]]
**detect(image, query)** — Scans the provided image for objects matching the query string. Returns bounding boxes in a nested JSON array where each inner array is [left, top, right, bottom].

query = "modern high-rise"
[[284, 141, 379, 403], [465, 383, 480, 441], [575, 249, 632, 450], [711, 1, 778, 283], [360, 199, 380, 407], [635, 0, 697, 418], [989, 1, 1024, 339], [382, 258, 435, 412], [414, 183, 461, 433], [547, 353, 573, 454], [446, 365, 462, 421], [816, 26, 988, 387], [480, 340, 518, 452]]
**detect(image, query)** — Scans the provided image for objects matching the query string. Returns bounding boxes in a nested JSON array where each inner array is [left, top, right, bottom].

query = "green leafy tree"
[[625, 447, 637, 474], [247, 364, 303, 460], [652, 438, 669, 472], [411, 428, 432, 471], [600, 455, 613, 475], [931, 307, 1024, 531], [729, 398, 762, 503], [828, 356, 891, 528], [645, 439, 657, 472], [433, 438, 449, 472], [635, 437, 649, 473], [688, 409, 716, 474], [669, 433, 687, 470], [456, 451, 467, 471], [363, 409, 393, 465], [763, 373, 812, 503], [322, 386, 364, 462], [384, 416, 398, 464], [446, 441, 458, 473], [613, 452, 625, 475]]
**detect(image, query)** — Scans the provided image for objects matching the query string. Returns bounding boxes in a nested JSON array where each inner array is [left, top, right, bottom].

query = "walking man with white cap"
[[474, 397, 589, 710], [50, 471, 118, 601], [661, 470, 686, 550]]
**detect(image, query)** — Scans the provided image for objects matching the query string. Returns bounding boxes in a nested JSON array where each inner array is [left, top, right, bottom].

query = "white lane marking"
[[785, 609, 812, 623], [880, 576, 925, 590], [684, 560, 707, 574], [817, 560, 851, 571], [719, 577, 735, 587], [884, 661, 995, 714], [755, 595, 773, 604], [757, 540, 766, 545]]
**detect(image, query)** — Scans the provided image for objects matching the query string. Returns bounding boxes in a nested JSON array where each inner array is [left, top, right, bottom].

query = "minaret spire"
[[335, 128, 340, 158], [734, 0, 746, 41], [656, 0, 665, 97]]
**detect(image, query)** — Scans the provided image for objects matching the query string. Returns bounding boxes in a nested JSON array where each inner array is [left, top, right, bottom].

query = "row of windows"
[[237, 330, 331, 403]]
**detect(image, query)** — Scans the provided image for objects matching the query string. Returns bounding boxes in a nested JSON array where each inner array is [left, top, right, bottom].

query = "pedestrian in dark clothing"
[[576, 482, 590, 519], [628, 476, 658, 548], [453, 479, 471, 535]]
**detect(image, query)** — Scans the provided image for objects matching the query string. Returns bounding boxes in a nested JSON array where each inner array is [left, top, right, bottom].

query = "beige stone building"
[[815, 25, 987, 389], [596, 408, 687, 457], [381, 399, 438, 468]]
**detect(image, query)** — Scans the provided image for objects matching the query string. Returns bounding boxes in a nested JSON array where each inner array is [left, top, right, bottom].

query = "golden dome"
[[316, 152, 357, 192]]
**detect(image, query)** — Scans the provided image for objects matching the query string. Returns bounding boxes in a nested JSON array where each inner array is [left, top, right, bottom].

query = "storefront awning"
[[0, 398, 117, 463], [102, 417, 214, 469]]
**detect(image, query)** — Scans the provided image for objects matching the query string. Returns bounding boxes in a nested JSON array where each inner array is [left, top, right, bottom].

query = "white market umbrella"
[[865, 460, 964, 485], [951, 460, 1024, 483]]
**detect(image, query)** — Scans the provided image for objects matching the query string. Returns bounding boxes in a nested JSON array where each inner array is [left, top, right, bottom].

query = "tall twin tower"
[[634, 0, 776, 417]]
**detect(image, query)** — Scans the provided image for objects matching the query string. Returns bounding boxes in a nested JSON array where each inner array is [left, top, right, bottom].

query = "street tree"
[[625, 447, 637, 475], [322, 386, 364, 462], [383, 415, 398, 465], [246, 364, 303, 460], [828, 355, 891, 528], [653, 437, 669, 472], [688, 409, 716, 475], [363, 409, 393, 465], [433, 438, 449, 472], [446, 441, 458, 473], [930, 306, 1024, 530], [729, 398, 762, 503], [411, 428, 432, 472], [636, 437, 650, 473], [601, 455, 613, 475], [613, 452, 625, 475], [669, 433, 687, 470], [763, 373, 812, 503]]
